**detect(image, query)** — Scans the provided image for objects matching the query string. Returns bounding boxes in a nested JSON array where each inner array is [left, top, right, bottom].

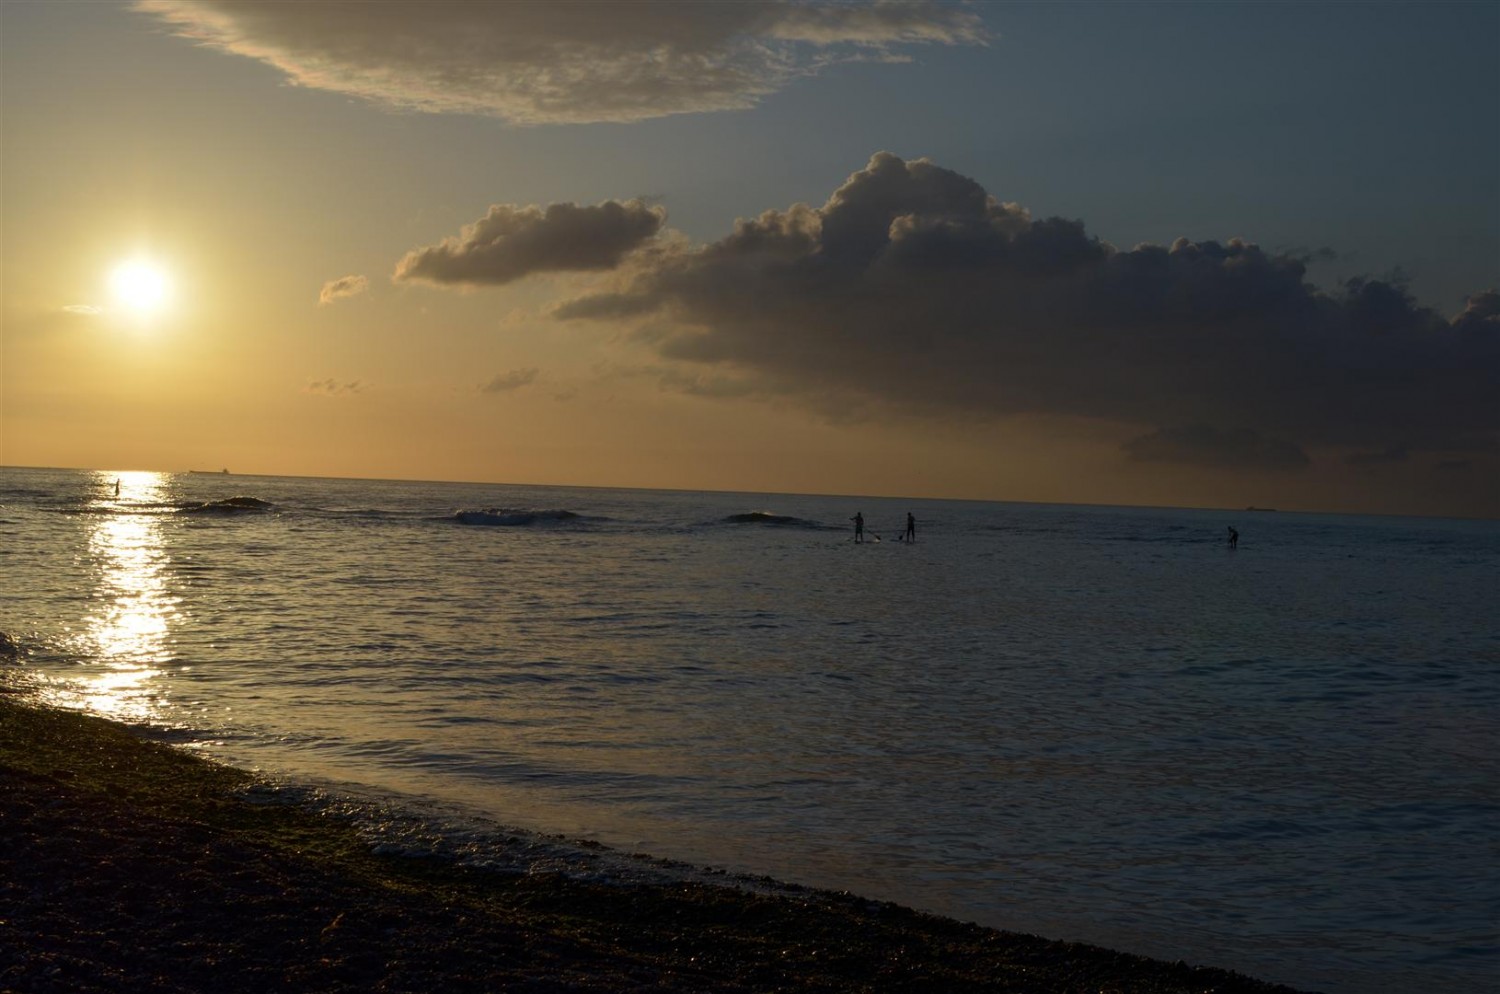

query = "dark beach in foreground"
[[0, 696, 1313, 994]]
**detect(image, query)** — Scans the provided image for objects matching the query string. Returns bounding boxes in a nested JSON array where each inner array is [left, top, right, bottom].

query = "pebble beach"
[[0, 695, 1314, 994]]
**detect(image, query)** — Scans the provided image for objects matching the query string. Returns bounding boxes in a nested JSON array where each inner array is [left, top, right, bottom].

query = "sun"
[[109, 258, 173, 316]]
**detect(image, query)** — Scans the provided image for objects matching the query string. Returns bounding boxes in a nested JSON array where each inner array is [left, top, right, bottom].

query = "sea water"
[[2, 466, 1496, 993]]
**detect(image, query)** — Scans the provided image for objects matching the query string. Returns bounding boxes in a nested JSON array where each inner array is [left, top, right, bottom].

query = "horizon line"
[[3, 463, 1495, 524]]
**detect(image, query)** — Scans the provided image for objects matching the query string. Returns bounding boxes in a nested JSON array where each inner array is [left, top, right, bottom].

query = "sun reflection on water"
[[68, 470, 182, 721]]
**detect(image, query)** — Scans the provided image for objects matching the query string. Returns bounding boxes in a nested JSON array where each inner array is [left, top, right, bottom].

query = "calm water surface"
[[3, 466, 1497, 993]]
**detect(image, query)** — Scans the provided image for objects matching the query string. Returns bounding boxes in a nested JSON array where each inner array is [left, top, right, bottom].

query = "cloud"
[[1124, 424, 1311, 472], [653, 367, 776, 401], [556, 152, 1499, 463], [319, 274, 369, 305], [395, 201, 666, 287], [1347, 445, 1409, 466], [479, 368, 539, 393], [62, 304, 103, 316], [305, 378, 367, 396], [133, 1, 987, 125]]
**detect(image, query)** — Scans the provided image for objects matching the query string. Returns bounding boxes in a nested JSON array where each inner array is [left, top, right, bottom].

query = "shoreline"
[[0, 695, 1315, 993]]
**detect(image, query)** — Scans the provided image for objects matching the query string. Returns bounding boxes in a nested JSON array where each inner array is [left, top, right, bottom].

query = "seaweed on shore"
[[0, 697, 1316, 994]]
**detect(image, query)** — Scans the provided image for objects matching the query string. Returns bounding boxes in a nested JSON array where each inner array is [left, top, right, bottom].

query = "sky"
[[2, 0, 1496, 518]]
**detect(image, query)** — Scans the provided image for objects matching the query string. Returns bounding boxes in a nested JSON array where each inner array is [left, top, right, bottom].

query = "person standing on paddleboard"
[[851, 512, 865, 544]]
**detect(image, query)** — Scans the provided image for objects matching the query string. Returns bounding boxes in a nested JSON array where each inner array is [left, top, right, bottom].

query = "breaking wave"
[[721, 511, 825, 529], [179, 496, 275, 515], [453, 508, 584, 527]]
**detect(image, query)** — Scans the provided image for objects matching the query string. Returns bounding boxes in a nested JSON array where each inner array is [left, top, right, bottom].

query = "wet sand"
[[0, 696, 1313, 993]]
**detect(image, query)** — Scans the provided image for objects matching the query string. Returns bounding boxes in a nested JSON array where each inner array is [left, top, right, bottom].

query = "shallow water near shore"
[[4, 466, 1497, 993]]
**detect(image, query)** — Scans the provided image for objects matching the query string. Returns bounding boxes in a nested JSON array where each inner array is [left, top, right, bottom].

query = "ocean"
[[2, 465, 1495, 993]]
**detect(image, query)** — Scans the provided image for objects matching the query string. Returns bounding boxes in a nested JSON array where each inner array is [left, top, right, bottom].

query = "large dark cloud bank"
[[550, 153, 1497, 474], [396, 152, 1497, 485]]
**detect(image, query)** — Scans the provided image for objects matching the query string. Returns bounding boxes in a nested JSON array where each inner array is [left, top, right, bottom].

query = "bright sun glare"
[[109, 259, 173, 316]]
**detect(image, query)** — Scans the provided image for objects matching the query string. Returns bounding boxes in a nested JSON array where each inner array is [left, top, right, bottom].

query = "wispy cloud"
[[553, 152, 1499, 467], [62, 304, 103, 316], [395, 202, 665, 288], [319, 274, 369, 305], [305, 378, 368, 396], [479, 368, 540, 394], [133, 1, 988, 125]]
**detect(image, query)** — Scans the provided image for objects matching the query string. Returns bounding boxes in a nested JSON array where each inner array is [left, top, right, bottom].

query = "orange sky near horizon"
[[2, 2, 1495, 518]]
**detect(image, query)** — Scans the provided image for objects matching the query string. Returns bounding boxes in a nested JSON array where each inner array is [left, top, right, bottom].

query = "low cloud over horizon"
[[1123, 424, 1313, 473], [134, 1, 987, 125]]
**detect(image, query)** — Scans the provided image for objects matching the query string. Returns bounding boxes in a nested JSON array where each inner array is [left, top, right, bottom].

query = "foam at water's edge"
[[233, 773, 805, 899]]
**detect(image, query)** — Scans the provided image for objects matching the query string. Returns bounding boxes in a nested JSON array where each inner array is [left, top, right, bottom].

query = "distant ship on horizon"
[[187, 468, 231, 475]]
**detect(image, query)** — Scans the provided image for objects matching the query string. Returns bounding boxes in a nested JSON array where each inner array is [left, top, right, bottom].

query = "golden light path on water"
[[66, 470, 181, 722]]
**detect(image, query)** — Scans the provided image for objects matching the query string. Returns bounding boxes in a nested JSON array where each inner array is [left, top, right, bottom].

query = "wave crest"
[[180, 496, 275, 514], [453, 508, 582, 527], [722, 511, 821, 528]]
